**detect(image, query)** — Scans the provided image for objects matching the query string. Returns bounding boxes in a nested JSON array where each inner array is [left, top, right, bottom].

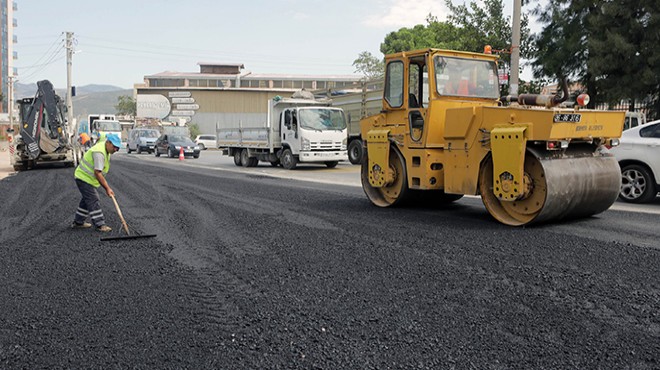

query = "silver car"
[[127, 128, 160, 154]]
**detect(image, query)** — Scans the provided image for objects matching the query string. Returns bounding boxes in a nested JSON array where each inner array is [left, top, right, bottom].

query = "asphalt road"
[[0, 151, 659, 369]]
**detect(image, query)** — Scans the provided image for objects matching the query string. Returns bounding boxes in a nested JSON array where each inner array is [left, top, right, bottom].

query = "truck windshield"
[[97, 121, 122, 131], [298, 109, 346, 131], [434, 56, 500, 99]]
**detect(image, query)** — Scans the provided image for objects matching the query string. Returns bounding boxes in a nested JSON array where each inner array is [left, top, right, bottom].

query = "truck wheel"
[[620, 164, 657, 203], [13, 162, 27, 171], [233, 151, 242, 166], [281, 149, 297, 170], [270, 160, 280, 167], [325, 161, 338, 168], [126, 144, 132, 154], [240, 149, 251, 167], [247, 157, 259, 167], [137, 146, 142, 154], [348, 139, 363, 165]]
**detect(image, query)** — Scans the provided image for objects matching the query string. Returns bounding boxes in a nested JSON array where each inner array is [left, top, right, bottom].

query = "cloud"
[[292, 12, 310, 21], [363, 0, 449, 28]]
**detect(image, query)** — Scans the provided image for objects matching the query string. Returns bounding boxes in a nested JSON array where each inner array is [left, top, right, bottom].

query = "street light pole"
[[510, 0, 522, 96], [65, 31, 74, 135], [8, 75, 14, 133]]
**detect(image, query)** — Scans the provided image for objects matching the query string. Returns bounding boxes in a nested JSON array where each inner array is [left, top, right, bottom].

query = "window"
[[434, 56, 499, 98], [385, 61, 404, 108], [640, 123, 660, 138]]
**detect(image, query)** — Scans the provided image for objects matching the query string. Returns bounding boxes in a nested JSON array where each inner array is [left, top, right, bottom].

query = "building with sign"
[[135, 62, 363, 134]]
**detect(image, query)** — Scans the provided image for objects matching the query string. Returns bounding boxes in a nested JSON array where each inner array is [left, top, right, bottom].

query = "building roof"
[[197, 62, 245, 69], [144, 70, 361, 81]]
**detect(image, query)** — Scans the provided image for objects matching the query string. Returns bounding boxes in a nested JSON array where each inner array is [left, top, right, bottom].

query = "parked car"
[[194, 134, 218, 150], [127, 128, 160, 154], [607, 120, 660, 203], [154, 134, 200, 159]]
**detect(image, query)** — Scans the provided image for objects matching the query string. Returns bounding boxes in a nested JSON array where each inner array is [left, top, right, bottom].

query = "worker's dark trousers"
[[74, 179, 106, 227]]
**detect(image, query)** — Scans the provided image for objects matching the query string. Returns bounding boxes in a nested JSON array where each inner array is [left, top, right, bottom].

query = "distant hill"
[[15, 82, 132, 122]]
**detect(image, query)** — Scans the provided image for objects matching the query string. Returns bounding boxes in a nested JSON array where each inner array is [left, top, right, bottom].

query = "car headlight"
[[302, 137, 311, 151], [194, 146, 200, 150], [175, 145, 181, 150]]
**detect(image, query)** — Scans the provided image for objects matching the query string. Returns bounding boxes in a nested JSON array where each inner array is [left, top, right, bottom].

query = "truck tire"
[[126, 144, 132, 154], [233, 151, 242, 166], [137, 146, 142, 154], [270, 160, 280, 167], [348, 139, 363, 165], [240, 149, 251, 167], [281, 149, 297, 170], [325, 161, 338, 168]]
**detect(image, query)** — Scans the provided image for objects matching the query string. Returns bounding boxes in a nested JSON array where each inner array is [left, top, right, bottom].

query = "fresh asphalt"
[[0, 148, 658, 368]]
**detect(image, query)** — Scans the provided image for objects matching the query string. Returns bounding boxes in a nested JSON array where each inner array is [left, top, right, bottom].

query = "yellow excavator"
[[360, 48, 624, 226]]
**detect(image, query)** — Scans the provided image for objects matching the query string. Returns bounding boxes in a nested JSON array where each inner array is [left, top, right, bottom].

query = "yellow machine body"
[[360, 48, 625, 226]]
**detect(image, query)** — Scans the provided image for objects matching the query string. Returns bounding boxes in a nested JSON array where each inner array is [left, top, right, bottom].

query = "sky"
[[15, 0, 539, 90]]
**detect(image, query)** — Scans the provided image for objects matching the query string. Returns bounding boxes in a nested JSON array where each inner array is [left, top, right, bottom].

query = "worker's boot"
[[96, 225, 112, 232], [71, 221, 92, 229]]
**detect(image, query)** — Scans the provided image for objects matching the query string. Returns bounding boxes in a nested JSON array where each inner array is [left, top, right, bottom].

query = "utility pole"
[[65, 31, 74, 134], [8, 75, 15, 133], [510, 0, 522, 96]]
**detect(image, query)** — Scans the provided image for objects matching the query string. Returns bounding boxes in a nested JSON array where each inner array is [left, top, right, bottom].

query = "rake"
[[100, 194, 157, 241]]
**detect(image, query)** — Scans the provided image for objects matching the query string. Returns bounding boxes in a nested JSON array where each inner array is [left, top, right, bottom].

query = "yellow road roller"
[[360, 48, 624, 226]]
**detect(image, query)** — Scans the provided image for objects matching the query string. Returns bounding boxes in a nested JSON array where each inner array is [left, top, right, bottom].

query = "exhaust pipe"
[[502, 78, 569, 108]]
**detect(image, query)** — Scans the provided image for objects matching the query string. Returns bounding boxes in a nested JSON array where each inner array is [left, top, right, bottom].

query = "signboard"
[[176, 104, 200, 110], [137, 94, 171, 119], [171, 97, 195, 104], [498, 69, 509, 85], [170, 110, 195, 116], [168, 91, 191, 98]]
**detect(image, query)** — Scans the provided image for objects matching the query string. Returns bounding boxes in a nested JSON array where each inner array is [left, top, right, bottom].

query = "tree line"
[[353, 0, 660, 119]]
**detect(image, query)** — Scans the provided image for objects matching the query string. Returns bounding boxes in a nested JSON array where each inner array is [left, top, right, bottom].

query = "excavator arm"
[[19, 80, 68, 160]]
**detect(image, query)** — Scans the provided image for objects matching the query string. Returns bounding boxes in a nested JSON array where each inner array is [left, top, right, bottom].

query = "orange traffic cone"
[[179, 147, 185, 161]]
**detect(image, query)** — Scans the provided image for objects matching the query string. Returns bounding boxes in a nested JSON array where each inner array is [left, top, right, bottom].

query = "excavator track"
[[479, 149, 621, 226]]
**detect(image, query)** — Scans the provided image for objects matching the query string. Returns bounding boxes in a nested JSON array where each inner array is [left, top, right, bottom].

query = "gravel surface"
[[0, 157, 658, 369]]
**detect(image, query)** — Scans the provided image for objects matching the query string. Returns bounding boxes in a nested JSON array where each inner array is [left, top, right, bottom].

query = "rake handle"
[[110, 194, 130, 235]]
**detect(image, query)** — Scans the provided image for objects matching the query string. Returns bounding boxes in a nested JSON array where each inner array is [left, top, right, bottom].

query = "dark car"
[[154, 134, 200, 159]]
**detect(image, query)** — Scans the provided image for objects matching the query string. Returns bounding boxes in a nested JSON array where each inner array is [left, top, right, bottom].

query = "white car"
[[608, 120, 660, 203], [194, 135, 217, 150]]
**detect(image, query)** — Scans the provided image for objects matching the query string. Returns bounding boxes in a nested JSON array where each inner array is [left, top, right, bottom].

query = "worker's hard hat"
[[106, 134, 121, 148]]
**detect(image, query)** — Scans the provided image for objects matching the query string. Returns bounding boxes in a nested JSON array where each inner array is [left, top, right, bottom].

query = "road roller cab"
[[360, 48, 625, 226]]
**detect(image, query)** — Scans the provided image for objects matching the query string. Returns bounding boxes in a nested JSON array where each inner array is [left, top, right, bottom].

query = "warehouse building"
[[135, 63, 363, 134]]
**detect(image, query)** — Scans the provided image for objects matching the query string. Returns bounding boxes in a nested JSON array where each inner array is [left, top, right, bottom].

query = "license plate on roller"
[[553, 113, 581, 123]]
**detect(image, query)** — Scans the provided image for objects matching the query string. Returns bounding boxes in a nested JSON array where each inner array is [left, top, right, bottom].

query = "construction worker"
[[78, 132, 91, 150], [71, 133, 121, 232]]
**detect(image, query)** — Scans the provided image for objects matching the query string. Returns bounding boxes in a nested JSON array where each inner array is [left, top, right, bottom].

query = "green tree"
[[115, 95, 136, 116], [352, 51, 385, 79], [379, 14, 461, 55], [188, 123, 201, 139], [531, 0, 660, 117]]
